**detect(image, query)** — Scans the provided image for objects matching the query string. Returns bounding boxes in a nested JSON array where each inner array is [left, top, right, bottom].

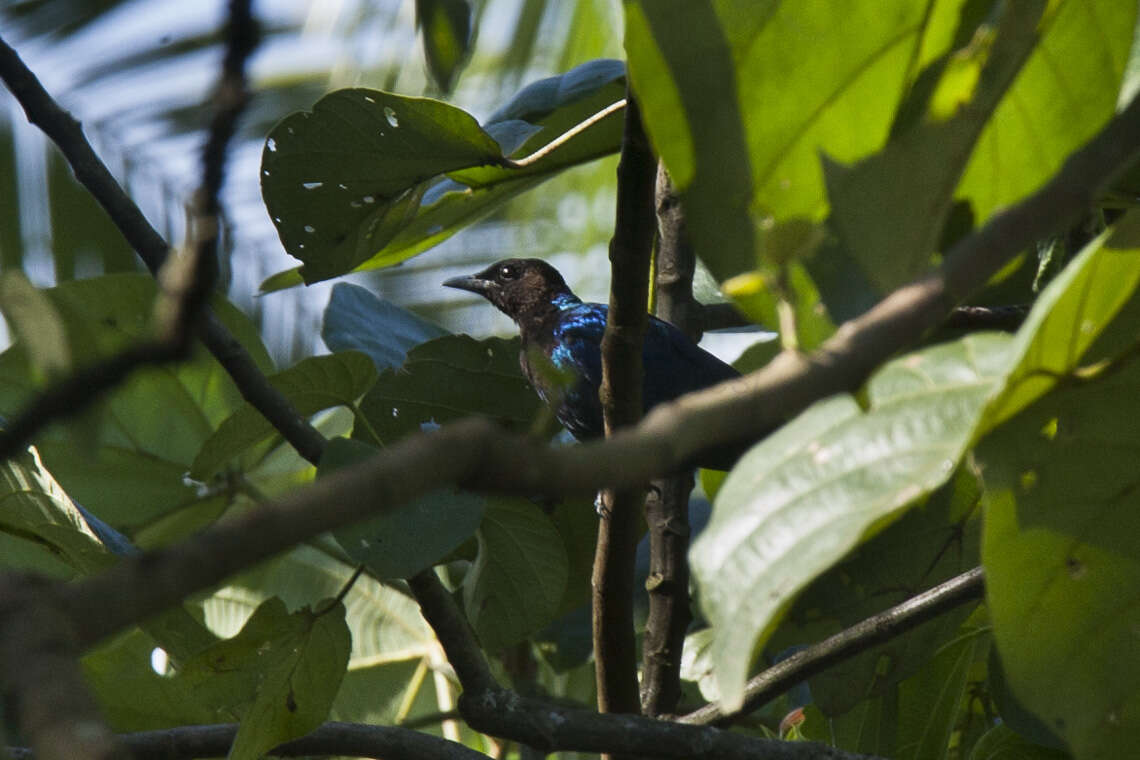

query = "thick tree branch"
[[0, 32, 326, 467], [641, 165, 695, 717], [595, 88, 656, 719], [680, 567, 986, 726], [6, 721, 491, 760]]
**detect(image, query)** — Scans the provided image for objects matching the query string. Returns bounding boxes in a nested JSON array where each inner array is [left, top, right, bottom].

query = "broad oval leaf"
[[261, 89, 504, 284], [463, 499, 568, 652], [691, 334, 1010, 711]]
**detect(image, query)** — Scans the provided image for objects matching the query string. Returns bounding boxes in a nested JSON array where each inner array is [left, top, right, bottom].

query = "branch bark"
[[641, 165, 695, 717], [594, 87, 657, 720]]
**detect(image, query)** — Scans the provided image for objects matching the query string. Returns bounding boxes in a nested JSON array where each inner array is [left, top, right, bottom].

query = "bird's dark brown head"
[[443, 258, 577, 323]]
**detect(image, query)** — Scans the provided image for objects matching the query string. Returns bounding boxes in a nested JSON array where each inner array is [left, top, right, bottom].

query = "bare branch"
[[641, 165, 696, 717], [595, 88, 657, 720]]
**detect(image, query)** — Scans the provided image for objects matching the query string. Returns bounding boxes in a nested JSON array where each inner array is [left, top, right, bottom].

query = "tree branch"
[[679, 567, 986, 726], [641, 165, 695, 717], [6, 721, 491, 760], [594, 88, 656, 720]]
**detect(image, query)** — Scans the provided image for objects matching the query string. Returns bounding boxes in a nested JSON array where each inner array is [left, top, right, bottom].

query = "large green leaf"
[[691, 334, 1010, 711], [464, 499, 568, 652], [982, 210, 1140, 432], [190, 351, 377, 480], [824, 1, 1045, 292], [259, 59, 626, 291], [978, 358, 1140, 758], [624, 0, 1137, 297], [354, 334, 543, 445], [177, 597, 350, 760]]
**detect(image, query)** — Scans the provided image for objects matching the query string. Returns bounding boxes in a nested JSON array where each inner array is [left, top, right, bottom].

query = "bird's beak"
[[443, 274, 492, 296]]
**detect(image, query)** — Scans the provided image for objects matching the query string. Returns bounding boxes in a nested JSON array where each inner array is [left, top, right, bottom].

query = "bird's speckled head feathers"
[[443, 258, 579, 324]]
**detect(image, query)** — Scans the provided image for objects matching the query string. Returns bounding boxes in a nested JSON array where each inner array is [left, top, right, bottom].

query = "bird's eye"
[[499, 264, 519, 280]]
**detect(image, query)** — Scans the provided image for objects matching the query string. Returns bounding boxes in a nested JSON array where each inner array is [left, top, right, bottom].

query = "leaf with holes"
[[261, 90, 503, 283], [259, 59, 626, 291]]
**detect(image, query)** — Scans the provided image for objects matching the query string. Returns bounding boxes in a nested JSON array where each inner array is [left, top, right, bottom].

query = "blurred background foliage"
[[0, 0, 625, 363]]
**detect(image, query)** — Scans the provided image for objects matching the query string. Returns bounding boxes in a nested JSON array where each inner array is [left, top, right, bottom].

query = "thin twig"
[[595, 88, 656, 722], [501, 99, 626, 169], [679, 567, 986, 725]]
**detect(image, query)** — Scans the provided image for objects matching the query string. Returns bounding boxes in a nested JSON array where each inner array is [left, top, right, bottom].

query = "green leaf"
[[464, 499, 568, 651], [978, 357, 1140, 759], [969, 724, 1071, 760], [982, 210, 1140, 432], [177, 597, 350, 760], [190, 351, 377, 480], [354, 334, 542, 445], [259, 60, 626, 291], [261, 89, 503, 283], [0, 274, 274, 529], [766, 468, 982, 717], [824, 2, 1046, 293], [624, 0, 1137, 299], [691, 334, 1009, 711], [321, 437, 484, 578], [0, 271, 69, 377], [228, 601, 351, 760], [895, 631, 985, 760], [0, 446, 115, 575], [417, 0, 472, 93]]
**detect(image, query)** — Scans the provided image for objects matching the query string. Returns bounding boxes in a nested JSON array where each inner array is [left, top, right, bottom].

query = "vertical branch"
[[594, 89, 657, 720], [641, 165, 695, 716]]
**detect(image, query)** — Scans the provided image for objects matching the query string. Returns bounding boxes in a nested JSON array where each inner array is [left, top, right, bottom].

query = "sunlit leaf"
[[691, 334, 1009, 711]]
